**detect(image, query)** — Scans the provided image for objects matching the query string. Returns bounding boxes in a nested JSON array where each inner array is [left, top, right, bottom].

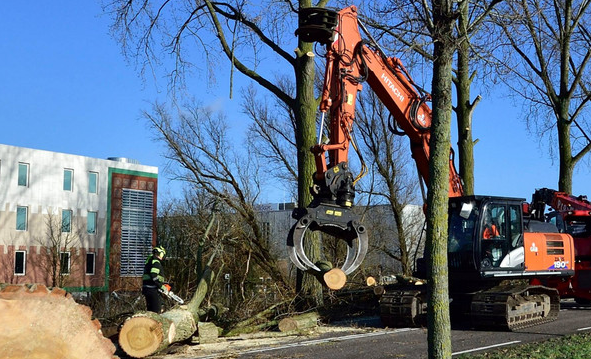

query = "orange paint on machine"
[[523, 232, 575, 273]]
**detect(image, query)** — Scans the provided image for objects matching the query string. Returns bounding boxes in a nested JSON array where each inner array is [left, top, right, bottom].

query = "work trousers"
[[142, 285, 162, 313]]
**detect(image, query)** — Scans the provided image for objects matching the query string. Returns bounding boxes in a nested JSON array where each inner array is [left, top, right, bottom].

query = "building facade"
[[0, 144, 158, 292]]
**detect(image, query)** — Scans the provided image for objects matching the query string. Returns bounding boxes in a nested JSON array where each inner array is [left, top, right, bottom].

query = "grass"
[[459, 332, 591, 359]]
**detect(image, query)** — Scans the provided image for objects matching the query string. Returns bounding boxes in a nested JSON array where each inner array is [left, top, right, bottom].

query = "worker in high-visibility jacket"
[[142, 246, 168, 313]]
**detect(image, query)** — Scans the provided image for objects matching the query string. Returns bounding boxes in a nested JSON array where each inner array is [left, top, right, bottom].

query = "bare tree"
[[491, 0, 591, 193], [144, 101, 292, 292], [243, 84, 298, 197], [34, 211, 81, 288], [356, 91, 422, 276], [357, 0, 502, 195], [107, 0, 329, 305]]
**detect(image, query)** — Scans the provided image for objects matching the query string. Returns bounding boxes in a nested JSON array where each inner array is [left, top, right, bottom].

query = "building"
[[0, 144, 158, 292]]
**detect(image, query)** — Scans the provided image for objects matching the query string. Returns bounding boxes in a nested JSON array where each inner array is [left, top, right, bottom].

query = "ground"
[[140, 324, 375, 359]]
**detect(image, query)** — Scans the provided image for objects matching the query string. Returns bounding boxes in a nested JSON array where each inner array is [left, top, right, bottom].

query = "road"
[[169, 300, 591, 359]]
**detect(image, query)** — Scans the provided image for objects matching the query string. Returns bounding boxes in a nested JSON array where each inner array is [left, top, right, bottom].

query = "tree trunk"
[[118, 266, 216, 358], [557, 114, 574, 193], [454, 0, 476, 196], [294, 1, 324, 307], [426, 1, 454, 358]]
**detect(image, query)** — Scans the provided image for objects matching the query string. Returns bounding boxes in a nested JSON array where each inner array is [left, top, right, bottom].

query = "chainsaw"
[[159, 284, 185, 304]]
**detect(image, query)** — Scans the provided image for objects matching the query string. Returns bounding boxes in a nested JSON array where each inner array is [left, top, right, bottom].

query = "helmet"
[[153, 246, 166, 258]]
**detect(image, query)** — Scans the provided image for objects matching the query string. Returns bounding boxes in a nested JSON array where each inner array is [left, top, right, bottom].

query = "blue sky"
[[1, 2, 588, 206]]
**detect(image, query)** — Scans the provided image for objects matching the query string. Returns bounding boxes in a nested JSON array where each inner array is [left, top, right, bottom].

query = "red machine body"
[[530, 188, 591, 303]]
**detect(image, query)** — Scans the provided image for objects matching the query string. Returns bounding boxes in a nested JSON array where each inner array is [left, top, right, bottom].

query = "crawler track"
[[379, 283, 560, 331]]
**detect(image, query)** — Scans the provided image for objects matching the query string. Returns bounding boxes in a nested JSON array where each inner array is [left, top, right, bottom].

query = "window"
[[88, 172, 98, 194], [62, 209, 72, 233], [18, 163, 29, 187], [120, 189, 153, 276], [87, 211, 97, 234], [63, 169, 73, 191], [86, 252, 95, 275], [16, 206, 27, 231], [14, 251, 26, 275], [261, 222, 270, 242], [60, 252, 71, 274]]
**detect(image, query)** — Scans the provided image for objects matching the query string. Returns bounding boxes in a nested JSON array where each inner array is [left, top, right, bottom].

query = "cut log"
[[0, 284, 116, 359], [310, 261, 347, 290], [366, 276, 377, 286], [278, 312, 319, 333], [222, 299, 290, 337], [323, 268, 347, 290], [119, 265, 217, 358]]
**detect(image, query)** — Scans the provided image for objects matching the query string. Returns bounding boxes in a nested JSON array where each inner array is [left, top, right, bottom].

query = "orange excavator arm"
[[288, 6, 463, 274], [308, 6, 463, 199]]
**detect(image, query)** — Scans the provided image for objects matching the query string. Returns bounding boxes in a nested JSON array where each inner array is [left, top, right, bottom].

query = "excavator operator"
[[483, 213, 500, 239], [142, 245, 169, 313]]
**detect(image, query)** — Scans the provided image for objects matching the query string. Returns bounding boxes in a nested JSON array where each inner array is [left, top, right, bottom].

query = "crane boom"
[[288, 6, 462, 274]]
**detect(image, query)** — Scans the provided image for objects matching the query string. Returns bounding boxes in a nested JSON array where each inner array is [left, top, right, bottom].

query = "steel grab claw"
[[287, 205, 368, 275]]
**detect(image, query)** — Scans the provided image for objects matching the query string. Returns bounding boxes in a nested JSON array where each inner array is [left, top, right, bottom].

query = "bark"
[[558, 113, 574, 193], [186, 266, 215, 321], [426, 1, 454, 358], [223, 320, 279, 336]]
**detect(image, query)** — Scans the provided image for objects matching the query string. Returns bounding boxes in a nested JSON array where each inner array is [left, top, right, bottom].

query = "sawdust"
[[152, 325, 376, 358]]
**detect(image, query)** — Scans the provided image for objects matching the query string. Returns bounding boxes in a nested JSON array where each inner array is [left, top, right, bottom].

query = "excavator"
[[287, 5, 575, 330], [528, 188, 591, 304]]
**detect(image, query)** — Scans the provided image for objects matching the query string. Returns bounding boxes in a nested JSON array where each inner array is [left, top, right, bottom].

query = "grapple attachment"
[[287, 204, 368, 275]]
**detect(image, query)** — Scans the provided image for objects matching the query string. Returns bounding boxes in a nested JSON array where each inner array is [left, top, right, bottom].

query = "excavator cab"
[[448, 196, 575, 281]]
